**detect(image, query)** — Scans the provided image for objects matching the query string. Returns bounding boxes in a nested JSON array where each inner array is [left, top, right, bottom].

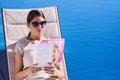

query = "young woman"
[[14, 10, 64, 80]]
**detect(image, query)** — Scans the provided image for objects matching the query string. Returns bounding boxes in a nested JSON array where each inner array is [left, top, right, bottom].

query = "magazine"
[[33, 38, 65, 68]]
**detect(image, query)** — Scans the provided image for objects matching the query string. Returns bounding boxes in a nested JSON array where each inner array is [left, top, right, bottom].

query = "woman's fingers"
[[31, 67, 42, 71], [30, 64, 42, 73], [31, 67, 42, 73], [44, 67, 55, 74], [32, 63, 38, 67], [44, 69, 54, 74]]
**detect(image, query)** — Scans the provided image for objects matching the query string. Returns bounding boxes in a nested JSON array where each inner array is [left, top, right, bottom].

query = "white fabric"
[[14, 38, 52, 80], [14, 38, 33, 69], [2, 6, 68, 80]]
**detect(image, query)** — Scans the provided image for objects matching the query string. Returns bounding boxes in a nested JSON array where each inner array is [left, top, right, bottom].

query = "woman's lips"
[[38, 30, 43, 33]]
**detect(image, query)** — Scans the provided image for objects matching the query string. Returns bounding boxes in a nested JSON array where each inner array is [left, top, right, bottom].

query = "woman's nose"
[[38, 25, 42, 28], [37, 25, 43, 29]]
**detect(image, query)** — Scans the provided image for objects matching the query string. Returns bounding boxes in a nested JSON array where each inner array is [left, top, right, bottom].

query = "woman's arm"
[[15, 52, 31, 80], [15, 52, 42, 80]]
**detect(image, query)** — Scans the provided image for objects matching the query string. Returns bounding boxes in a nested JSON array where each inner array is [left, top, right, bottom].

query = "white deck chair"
[[2, 6, 68, 80]]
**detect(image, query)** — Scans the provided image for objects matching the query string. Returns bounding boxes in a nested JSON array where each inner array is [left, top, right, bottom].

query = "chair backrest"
[[2, 6, 68, 80]]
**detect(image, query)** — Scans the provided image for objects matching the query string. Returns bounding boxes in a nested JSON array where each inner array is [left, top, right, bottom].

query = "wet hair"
[[27, 10, 45, 23]]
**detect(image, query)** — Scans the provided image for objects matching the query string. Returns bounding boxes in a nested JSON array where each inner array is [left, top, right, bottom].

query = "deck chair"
[[2, 6, 69, 80]]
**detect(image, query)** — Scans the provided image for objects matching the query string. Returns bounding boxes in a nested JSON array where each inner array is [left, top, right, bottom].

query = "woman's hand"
[[43, 66, 54, 74], [27, 64, 42, 74], [44, 66, 64, 80]]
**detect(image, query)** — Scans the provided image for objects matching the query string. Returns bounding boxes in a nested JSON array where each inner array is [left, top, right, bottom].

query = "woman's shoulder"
[[16, 38, 30, 46], [18, 38, 29, 42], [14, 38, 30, 54]]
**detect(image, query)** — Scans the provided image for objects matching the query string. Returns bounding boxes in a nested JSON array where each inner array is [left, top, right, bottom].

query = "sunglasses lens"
[[32, 22, 39, 27], [40, 21, 46, 27], [32, 21, 46, 28]]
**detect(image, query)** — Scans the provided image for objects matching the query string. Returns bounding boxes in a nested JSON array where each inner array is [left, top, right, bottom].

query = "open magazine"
[[33, 38, 65, 68]]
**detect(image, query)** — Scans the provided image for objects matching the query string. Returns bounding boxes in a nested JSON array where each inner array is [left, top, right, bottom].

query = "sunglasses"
[[32, 21, 47, 28]]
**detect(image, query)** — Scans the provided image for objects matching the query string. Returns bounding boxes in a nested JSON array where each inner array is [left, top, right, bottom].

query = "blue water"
[[0, 0, 120, 80]]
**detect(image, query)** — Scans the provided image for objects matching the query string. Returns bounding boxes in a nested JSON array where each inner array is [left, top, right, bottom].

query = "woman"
[[14, 10, 64, 80]]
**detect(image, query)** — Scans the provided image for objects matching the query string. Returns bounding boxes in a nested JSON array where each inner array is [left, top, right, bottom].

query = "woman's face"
[[27, 16, 46, 36]]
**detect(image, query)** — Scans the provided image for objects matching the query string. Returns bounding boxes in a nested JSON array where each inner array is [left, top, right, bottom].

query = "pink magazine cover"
[[41, 38, 65, 63]]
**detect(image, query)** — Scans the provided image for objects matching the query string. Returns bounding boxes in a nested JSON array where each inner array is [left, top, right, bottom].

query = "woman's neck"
[[27, 32, 46, 41]]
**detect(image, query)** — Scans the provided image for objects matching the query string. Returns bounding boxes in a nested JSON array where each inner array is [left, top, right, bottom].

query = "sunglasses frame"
[[31, 21, 47, 28]]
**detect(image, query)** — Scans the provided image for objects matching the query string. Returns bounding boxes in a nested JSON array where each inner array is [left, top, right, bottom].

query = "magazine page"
[[33, 40, 55, 68]]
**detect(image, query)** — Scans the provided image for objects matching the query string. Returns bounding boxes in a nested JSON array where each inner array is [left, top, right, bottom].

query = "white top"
[[14, 38, 34, 69], [14, 38, 58, 80]]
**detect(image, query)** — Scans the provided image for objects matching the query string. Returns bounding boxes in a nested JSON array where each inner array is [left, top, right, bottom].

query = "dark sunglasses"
[[32, 21, 47, 28]]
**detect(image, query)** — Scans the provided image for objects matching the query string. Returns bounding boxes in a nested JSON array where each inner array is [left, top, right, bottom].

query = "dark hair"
[[27, 10, 45, 23]]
